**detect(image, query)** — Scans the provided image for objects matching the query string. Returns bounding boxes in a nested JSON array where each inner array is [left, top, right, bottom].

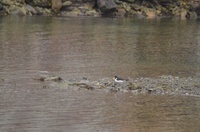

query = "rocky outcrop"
[[0, 0, 199, 19]]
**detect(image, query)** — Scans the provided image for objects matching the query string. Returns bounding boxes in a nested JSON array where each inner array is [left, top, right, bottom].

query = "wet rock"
[[16, 0, 25, 4], [116, 8, 126, 17], [97, 0, 117, 12], [180, 8, 187, 19], [35, 6, 52, 15], [189, 1, 200, 10], [33, 0, 51, 8], [0, 0, 15, 6], [194, 6, 200, 16], [85, 9, 99, 16], [186, 11, 197, 19], [8, 5, 26, 15], [128, 82, 142, 90], [34, 76, 63, 82], [78, 83, 94, 90], [0, 3, 3, 10], [82, 0, 94, 2], [25, 4, 37, 15], [62, 0, 72, 10], [51, 0, 62, 13], [158, 0, 173, 7], [123, 0, 136, 3], [115, 0, 123, 4], [131, 4, 141, 11], [145, 11, 157, 18]]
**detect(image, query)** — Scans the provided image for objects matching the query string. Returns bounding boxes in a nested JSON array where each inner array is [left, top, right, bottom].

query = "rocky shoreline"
[[37, 75, 200, 97], [0, 0, 200, 19]]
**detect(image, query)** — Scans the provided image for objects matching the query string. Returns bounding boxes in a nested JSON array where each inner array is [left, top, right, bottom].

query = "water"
[[0, 16, 200, 131]]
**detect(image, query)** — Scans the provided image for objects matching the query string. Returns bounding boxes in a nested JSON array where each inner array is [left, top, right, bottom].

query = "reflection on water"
[[0, 16, 200, 131], [0, 16, 200, 80]]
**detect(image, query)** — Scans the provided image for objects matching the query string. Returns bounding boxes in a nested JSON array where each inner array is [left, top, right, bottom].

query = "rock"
[[0, 6, 6, 15], [189, 1, 200, 10], [0, 3, 3, 10], [122, 2, 131, 12], [0, 0, 15, 5], [131, 4, 141, 11], [33, 0, 51, 8], [16, 0, 25, 4], [69, 7, 81, 16], [128, 82, 142, 90], [186, 11, 197, 19], [82, 0, 94, 2], [195, 6, 200, 16], [34, 76, 63, 82], [146, 11, 157, 18], [61, 1, 73, 11], [86, 10, 99, 16], [62, 1, 72, 8], [25, 4, 37, 15], [78, 6, 89, 13], [8, 5, 26, 15], [51, 0, 62, 13], [180, 9, 187, 19], [97, 0, 117, 12], [115, 0, 123, 4], [123, 0, 135, 3], [116, 8, 126, 17], [35, 6, 52, 15], [158, 0, 173, 7]]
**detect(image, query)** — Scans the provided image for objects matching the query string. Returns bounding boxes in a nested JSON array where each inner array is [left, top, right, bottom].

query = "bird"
[[113, 76, 127, 82]]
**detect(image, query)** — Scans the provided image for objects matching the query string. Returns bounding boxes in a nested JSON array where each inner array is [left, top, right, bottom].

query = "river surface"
[[0, 16, 200, 131]]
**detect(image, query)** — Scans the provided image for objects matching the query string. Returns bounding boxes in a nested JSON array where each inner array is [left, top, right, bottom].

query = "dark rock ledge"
[[0, 0, 200, 19]]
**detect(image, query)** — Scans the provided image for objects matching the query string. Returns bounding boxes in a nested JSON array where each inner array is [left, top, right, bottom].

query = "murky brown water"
[[1, 16, 200, 131]]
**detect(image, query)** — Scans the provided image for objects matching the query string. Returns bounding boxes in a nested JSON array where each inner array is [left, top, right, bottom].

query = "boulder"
[[145, 11, 157, 18], [0, 0, 15, 5], [62, 1, 72, 10], [131, 4, 141, 11], [51, 0, 62, 13], [97, 0, 117, 12], [186, 11, 197, 19], [116, 8, 126, 17], [25, 4, 37, 15], [8, 5, 26, 15], [189, 1, 200, 10]]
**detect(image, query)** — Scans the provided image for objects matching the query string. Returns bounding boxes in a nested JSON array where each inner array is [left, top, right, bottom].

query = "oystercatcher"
[[113, 76, 127, 82]]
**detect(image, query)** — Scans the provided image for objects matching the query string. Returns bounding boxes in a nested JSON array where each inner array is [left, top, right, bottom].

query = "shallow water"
[[0, 16, 200, 131]]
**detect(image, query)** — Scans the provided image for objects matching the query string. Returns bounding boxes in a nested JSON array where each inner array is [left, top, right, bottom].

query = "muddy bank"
[[0, 0, 200, 19], [37, 75, 200, 97]]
